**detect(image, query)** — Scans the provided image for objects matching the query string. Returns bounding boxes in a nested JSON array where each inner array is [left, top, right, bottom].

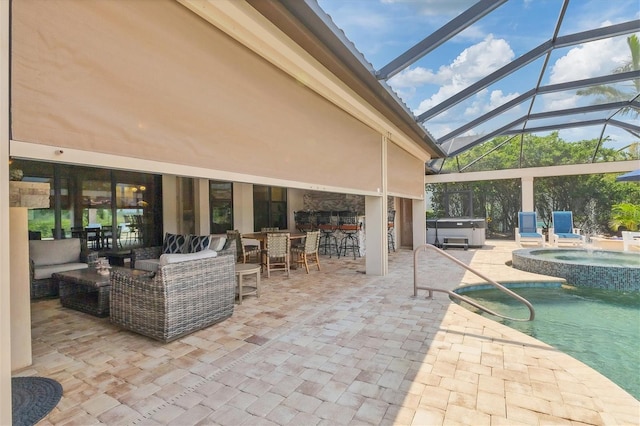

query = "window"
[[253, 185, 287, 231], [15, 159, 162, 247], [210, 181, 233, 234]]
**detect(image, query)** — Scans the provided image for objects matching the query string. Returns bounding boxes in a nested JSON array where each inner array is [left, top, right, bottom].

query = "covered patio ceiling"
[[262, 0, 640, 175]]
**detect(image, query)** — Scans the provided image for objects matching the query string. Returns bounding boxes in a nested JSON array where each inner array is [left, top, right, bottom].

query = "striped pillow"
[[162, 233, 186, 254], [185, 235, 211, 253]]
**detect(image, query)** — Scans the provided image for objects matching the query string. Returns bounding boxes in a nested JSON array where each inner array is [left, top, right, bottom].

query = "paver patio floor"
[[18, 240, 639, 425]]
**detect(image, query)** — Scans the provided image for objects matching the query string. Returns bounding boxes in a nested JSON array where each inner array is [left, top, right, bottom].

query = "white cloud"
[[549, 36, 629, 84], [464, 89, 520, 117], [388, 34, 514, 114], [381, 0, 476, 17], [544, 30, 631, 110]]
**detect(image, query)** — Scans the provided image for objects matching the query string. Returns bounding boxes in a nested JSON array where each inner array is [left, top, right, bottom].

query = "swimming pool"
[[454, 283, 640, 399]]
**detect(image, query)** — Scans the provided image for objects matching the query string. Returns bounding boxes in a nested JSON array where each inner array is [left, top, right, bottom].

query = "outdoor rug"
[[12, 376, 62, 426]]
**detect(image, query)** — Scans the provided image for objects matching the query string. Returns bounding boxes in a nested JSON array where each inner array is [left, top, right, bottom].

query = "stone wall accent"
[[9, 181, 50, 208], [302, 191, 395, 214], [303, 191, 365, 214]]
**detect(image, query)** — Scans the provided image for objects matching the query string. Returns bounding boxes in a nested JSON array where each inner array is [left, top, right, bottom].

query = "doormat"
[[12, 376, 63, 426]]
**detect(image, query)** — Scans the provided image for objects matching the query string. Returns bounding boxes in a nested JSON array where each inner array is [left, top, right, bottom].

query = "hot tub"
[[426, 218, 486, 248]]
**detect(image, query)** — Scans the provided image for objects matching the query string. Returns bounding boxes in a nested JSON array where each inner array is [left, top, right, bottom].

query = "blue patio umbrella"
[[616, 169, 640, 182]]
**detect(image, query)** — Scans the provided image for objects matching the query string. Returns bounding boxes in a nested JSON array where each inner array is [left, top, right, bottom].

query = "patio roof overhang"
[[242, 0, 446, 159]]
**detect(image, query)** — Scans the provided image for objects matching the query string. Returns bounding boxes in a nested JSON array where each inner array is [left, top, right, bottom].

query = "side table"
[[235, 263, 261, 304]]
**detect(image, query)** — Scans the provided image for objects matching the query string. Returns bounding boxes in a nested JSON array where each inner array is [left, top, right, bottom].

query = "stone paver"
[[17, 240, 639, 425]]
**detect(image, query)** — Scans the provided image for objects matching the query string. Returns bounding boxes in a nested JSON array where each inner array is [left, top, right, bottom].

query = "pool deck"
[[17, 239, 639, 425]]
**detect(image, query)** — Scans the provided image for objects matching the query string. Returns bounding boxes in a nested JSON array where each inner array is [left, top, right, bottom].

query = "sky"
[[315, 0, 640, 153]]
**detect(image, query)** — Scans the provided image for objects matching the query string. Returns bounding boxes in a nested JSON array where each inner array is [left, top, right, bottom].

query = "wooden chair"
[[264, 233, 290, 278], [227, 230, 260, 263], [292, 231, 321, 274]]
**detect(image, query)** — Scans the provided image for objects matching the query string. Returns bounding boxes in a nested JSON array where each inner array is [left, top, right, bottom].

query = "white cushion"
[[159, 249, 218, 266], [33, 263, 88, 280], [209, 235, 227, 251], [29, 239, 81, 266]]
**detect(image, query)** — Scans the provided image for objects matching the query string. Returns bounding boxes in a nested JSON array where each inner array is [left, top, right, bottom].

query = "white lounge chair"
[[622, 231, 640, 252]]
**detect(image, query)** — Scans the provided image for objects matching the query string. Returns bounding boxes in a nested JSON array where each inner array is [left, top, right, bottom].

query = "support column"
[[10, 208, 31, 370], [162, 175, 178, 235], [1, 0, 13, 421], [521, 176, 534, 211], [233, 182, 254, 233], [194, 178, 210, 235], [364, 133, 388, 276], [365, 195, 386, 276], [412, 198, 427, 249]]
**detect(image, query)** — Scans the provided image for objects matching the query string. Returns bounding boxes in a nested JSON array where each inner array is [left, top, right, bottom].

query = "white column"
[[1, 0, 12, 421], [521, 176, 534, 211], [412, 198, 427, 249], [364, 134, 388, 276], [162, 175, 178, 235], [194, 178, 210, 235], [365, 195, 386, 276], [288, 188, 305, 231], [10, 209, 31, 370], [233, 182, 254, 233]]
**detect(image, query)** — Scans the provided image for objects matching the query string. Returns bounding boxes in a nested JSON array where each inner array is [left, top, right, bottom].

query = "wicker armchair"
[[110, 249, 236, 342], [29, 238, 98, 299]]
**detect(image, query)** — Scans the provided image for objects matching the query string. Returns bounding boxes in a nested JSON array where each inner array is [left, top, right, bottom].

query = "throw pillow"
[[162, 233, 186, 254], [185, 235, 211, 253]]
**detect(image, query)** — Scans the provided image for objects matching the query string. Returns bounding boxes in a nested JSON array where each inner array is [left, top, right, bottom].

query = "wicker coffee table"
[[53, 268, 118, 317]]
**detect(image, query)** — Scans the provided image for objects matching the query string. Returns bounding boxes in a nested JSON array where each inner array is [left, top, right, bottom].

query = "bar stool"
[[316, 211, 339, 258], [388, 210, 396, 252], [338, 213, 361, 259]]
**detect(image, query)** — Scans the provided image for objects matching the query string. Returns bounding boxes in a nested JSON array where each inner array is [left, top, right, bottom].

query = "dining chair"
[[261, 227, 279, 232], [291, 231, 321, 274], [101, 225, 114, 249], [264, 232, 290, 278], [227, 230, 260, 263], [85, 226, 101, 250]]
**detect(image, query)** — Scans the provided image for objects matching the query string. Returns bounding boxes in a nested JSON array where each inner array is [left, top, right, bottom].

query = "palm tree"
[[577, 34, 640, 117], [609, 202, 640, 232]]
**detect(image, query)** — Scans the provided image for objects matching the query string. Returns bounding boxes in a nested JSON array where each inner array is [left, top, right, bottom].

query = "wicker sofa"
[[110, 240, 236, 342], [29, 238, 97, 299], [131, 233, 228, 272]]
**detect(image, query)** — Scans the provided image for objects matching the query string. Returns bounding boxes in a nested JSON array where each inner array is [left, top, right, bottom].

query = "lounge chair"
[[622, 231, 640, 252], [515, 212, 545, 247], [550, 211, 585, 247]]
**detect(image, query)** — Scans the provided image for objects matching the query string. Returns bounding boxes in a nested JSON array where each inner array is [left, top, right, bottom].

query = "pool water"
[[457, 285, 640, 399], [532, 249, 640, 267]]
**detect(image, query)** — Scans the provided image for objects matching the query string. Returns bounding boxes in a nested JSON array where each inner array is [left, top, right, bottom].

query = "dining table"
[[242, 230, 306, 251]]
